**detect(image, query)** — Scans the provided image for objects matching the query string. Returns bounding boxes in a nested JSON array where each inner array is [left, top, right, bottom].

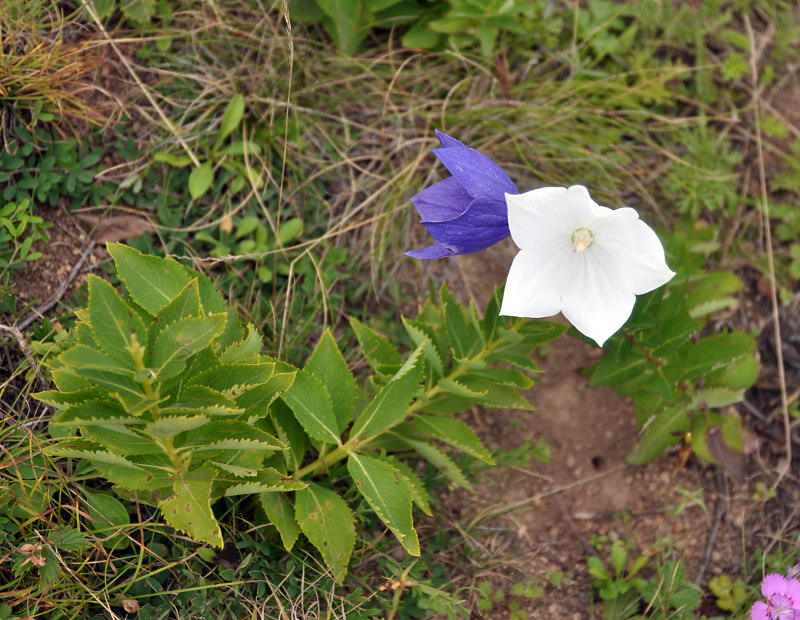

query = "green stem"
[[292, 323, 516, 481]]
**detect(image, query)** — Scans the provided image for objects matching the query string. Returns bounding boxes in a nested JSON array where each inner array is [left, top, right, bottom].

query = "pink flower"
[[751, 574, 800, 619]]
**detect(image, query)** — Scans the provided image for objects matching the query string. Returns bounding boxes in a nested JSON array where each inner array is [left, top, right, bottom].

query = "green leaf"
[[58, 344, 133, 375], [687, 271, 742, 318], [402, 317, 444, 376], [220, 324, 263, 364], [350, 343, 424, 440], [154, 278, 203, 325], [589, 350, 649, 387], [652, 315, 702, 357], [689, 387, 744, 410], [270, 400, 308, 471], [261, 492, 300, 550], [85, 425, 163, 456], [347, 453, 419, 555], [48, 525, 91, 552], [108, 244, 192, 315], [315, 0, 361, 54], [385, 456, 432, 516], [218, 94, 245, 143], [188, 162, 214, 200], [441, 284, 483, 359], [683, 332, 755, 379], [305, 330, 357, 431], [350, 317, 402, 373], [177, 421, 285, 452], [159, 469, 223, 547], [414, 414, 495, 464], [281, 368, 341, 444], [223, 469, 306, 495], [120, 0, 155, 25], [144, 415, 210, 440], [626, 404, 689, 465], [295, 483, 355, 583], [83, 490, 131, 550], [87, 275, 147, 368], [150, 314, 227, 380], [396, 435, 472, 490], [50, 399, 134, 426]]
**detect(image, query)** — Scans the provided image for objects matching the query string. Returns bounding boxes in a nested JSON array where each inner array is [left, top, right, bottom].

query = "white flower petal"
[[505, 188, 571, 250], [499, 248, 565, 318], [559, 247, 636, 346], [500, 185, 675, 346], [592, 207, 675, 294]]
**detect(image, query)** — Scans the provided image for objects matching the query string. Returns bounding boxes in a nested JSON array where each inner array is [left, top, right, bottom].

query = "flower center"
[[572, 228, 594, 253]]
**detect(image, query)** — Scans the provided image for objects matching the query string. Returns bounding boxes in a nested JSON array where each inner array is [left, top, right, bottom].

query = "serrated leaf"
[[191, 363, 276, 394], [48, 525, 91, 552], [402, 317, 444, 376], [459, 375, 534, 410], [154, 278, 203, 327], [151, 314, 227, 380], [689, 387, 744, 409], [108, 244, 192, 315], [440, 284, 483, 359], [261, 492, 300, 550], [471, 367, 533, 389], [589, 350, 650, 387], [350, 317, 402, 373], [34, 388, 107, 408], [626, 404, 689, 465], [347, 453, 419, 555], [50, 400, 138, 427], [350, 344, 424, 440], [58, 344, 134, 375], [85, 425, 163, 456], [295, 483, 355, 583], [220, 324, 263, 363], [145, 415, 210, 440], [652, 315, 702, 357], [414, 415, 495, 464], [437, 378, 487, 399], [120, 0, 155, 25], [385, 456, 432, 516], [687, 271, 743, 318], [305, 330, 357, 431], [72, 368, 151, 413], [281, 368, 340, 444], [83, 490, 131, 550], [396, 435, 472, 490], [87, 275, 147, 368], [160, 469, 223, 547], [218, 94, 245, 143], [235, 371, 296, 418], [270, 399, 309, 471], [683, 332, 756, 379], [224, 469, 306, 495]]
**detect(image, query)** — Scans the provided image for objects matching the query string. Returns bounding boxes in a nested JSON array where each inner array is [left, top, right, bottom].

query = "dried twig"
[[745, 16, 792, 487]]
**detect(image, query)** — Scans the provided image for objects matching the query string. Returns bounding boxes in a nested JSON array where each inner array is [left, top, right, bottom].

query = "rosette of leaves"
[[38, 244, 566, 582], [37, 243, 302, 548]]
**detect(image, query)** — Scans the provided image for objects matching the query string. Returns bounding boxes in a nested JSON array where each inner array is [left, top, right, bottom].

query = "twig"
[[0, 323, 48, 392], [745, 16, 792, 488]]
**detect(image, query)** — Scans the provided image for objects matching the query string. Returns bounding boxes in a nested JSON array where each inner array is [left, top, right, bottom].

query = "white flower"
[[499, 185, 675, 347]]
